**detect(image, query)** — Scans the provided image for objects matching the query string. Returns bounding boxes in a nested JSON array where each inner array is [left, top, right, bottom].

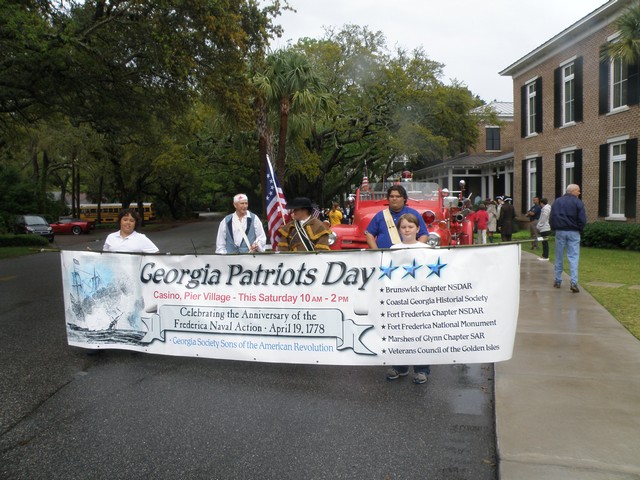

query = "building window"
[[562, 151, 575, 191], [610, 58, 628, 110], [562, 63, 575, 124], [610, 142, 626, 216], [486, 127, 500, 151], [528, 158, 537, 204], [527, 82, 536, 136]]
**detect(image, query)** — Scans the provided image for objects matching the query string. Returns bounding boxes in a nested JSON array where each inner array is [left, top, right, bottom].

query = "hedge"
[[0, 234, 49, 248], [582, 222, 640, 251]]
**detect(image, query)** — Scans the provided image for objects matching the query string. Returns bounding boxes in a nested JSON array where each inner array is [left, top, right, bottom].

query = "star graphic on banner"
[[381, 349, 387, 354], [427, 256, 447, 278], [381, 312, 385, 317], [378, 261, 399, 279], [382, 337, 386, 341], [402, 259, 423, 279]]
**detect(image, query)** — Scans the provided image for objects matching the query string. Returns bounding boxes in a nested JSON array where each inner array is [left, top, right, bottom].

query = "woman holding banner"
[[103, 208, 159, 253]]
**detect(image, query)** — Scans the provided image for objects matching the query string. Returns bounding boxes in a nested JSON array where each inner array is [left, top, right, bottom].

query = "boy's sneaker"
[[413, 372, 428, 385], [570, 283, 580, 293], [537, 257, 548, 261], [386, 368, 408, 380], [553, 281, 561, 288]]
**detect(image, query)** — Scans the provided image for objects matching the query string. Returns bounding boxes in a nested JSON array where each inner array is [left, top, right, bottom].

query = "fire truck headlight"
[[327, 232, 337, 246], [427, 232, 441, 247]]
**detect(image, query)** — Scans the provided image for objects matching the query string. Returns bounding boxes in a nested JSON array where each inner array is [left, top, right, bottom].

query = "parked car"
[[50, 217, 94, 235], [14, 215, 55, 242], [329, 180, 474, 250]]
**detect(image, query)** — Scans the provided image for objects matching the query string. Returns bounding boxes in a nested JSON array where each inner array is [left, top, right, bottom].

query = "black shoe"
[[553, 281, 561, 288], [570, 283, 580, 293]]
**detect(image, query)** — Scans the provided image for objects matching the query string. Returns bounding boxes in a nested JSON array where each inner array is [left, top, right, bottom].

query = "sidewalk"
[[495, 251, 640, 479]]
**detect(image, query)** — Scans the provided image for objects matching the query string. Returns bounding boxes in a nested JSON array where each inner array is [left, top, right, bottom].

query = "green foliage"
[[0, 234, 48, 247], [600, 1, 640, 63], [582, 221, 640, 251]]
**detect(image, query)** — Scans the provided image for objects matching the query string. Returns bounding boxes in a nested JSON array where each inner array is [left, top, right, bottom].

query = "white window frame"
[[562, 151, 575, 192], [526, 82, 537, 136], [609, 142, 626, 218], [485, 126, 500, 151], [527, 157, 537, 205], [610, 57, 627, 111], [562, 63, 575, 125]]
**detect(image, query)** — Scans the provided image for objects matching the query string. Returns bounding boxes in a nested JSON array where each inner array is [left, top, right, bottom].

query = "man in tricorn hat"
[[278, 197, 332, 251]]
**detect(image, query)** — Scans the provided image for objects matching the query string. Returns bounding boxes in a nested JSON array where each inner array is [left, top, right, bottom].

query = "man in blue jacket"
[[549, 184, 586, 292]]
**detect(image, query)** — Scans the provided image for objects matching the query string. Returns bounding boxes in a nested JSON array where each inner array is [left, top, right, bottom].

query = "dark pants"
[[540, 230, 550, 259]]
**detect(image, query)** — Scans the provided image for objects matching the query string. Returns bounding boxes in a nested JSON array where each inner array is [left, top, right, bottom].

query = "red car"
[[50, 218, 95, 235], [329, 180, 474, 250]]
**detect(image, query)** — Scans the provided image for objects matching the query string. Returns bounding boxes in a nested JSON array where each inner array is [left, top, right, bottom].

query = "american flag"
[[265, 157, 287, 248], [361, 161, 369, 191]]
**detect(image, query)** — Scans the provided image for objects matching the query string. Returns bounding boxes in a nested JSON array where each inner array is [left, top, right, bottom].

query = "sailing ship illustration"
[[66, 256, 146, 344]]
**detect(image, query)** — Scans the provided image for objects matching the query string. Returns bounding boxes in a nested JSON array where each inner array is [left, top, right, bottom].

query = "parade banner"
[[61, 244, 521, 365]]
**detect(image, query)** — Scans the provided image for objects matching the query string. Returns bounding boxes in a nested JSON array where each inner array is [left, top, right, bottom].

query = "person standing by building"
[[526, 196, 542, 250], [498, 197, 516, 242], [365, 185, 428, 249], [278, 197, 332, 251], [486, 199, 498, 243], [473, 203, 489, 244], [387, 213, 430, 385], [550, 184, 586, 292], [536, 197, 551, 261], [216, 193, 266, 254]]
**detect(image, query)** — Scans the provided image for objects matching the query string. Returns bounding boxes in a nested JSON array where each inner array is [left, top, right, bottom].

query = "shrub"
[[582, 222, 640, 251], [0, 234, 49, 247]]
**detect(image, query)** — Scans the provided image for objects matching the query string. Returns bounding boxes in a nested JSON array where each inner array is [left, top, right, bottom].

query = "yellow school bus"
[[78, 203, 156, 224]]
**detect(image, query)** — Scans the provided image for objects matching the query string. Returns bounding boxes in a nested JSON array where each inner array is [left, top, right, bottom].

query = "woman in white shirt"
[[103, 209, 159, 253]]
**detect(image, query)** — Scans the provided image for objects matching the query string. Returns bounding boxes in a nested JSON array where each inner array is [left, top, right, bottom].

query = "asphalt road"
[[0, 216, 497, 480]]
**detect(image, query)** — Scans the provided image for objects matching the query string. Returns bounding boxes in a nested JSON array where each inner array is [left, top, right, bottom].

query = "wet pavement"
[[4, 221, 638, 479], [496, 252, 640, 479], [1, 219, 497, 480]]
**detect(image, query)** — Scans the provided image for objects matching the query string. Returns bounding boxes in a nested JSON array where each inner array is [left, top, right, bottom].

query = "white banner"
[[61, 245, 521, 365]]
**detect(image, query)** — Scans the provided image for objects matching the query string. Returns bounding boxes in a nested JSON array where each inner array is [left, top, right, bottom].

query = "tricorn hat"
[[286, 197, 314, 210]]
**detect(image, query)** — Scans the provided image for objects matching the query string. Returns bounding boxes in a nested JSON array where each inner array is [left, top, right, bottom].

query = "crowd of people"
[[100, 184, 586, 382]]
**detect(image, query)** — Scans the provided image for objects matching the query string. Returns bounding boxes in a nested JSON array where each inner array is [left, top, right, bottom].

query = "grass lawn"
[[513, 230, 640, 340]]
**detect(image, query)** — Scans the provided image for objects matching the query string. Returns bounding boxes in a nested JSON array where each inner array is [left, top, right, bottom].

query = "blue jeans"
[[554, 230, 581, 285]]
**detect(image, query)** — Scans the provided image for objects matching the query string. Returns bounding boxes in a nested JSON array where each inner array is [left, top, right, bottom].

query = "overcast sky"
[[270, 0, 609, 103]]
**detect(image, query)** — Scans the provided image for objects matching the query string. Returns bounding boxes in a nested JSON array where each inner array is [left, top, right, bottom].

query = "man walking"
[[550, 184, 586, 293], [216, 193, 266, 254]]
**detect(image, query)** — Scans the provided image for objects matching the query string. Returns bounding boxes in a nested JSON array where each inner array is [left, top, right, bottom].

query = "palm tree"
[[254, 49, 331, 184], [600, 1, 640, 63]]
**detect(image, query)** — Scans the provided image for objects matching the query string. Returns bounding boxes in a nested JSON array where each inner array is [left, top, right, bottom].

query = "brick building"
[[413, 101, 515, 202], [500, 0, 639, 223]]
